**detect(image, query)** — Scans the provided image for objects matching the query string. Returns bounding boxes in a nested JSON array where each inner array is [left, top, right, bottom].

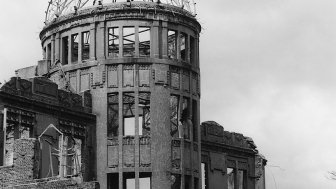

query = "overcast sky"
[[1, 0, 336, 188]]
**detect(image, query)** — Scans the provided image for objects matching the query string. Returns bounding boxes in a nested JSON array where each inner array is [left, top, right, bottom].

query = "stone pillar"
[[161, 22, 168, 59], [96, 22, 106, 60], [152, 21, 160, 58], [55, 33, 61, 62], [151, 64, 171, 189], [90, 23, 96, 60], [91, 89, 108, 189]]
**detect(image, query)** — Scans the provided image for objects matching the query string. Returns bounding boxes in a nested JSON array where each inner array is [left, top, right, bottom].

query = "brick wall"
[[0, 138, 99, 189]]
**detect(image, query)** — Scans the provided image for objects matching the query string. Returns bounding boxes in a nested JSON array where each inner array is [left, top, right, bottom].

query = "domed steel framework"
[[45, 0, 197, 24]]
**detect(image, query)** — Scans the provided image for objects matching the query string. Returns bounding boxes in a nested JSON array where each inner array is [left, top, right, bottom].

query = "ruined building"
[[0, 1, 266, 189]]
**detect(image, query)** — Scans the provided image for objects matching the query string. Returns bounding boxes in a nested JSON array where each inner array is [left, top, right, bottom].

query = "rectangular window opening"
[[62, 36, 69, 65], [190, 36, 195, 64], [108, 173, 119, 189], [170, 95, 180, 138], [139, 27, 151, 57], [123, 172, 151, 189], [238, 170, 246, 189], [201, 163, 208, 189], [227, 168, 235, 189], [180, 33, 187, 61], [47, 43, 52, 60], [185, 175, 191, 189], [123, 27, 135, 57], [108, 93, 119, 138], [192, 100, 198, 141], [108, 27, 119, 57], [43, 47, 47, 60], [62, 136, 83, 177], [71, 34, 79, 63], [194, 178, 199, 189], [123, 93, 135, 136], [182, 97, 190, 139], [168, 30, 177, 59], [139, 92, 151, 136], [82, 31, 90, 60]]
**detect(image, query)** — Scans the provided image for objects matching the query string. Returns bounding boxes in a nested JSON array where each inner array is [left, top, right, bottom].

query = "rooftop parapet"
[[0, 77, 92, 113], [201, 121, 259, 152]]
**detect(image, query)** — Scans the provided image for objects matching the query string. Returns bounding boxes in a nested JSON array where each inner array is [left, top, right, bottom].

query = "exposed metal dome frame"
[[45, 0, 197, 24]]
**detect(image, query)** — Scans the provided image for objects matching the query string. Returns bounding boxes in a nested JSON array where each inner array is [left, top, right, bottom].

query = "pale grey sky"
[[1, 0, 336, 188]]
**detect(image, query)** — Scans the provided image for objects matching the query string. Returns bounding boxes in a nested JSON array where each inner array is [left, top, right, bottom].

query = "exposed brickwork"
[[0, 139, 99, 189]]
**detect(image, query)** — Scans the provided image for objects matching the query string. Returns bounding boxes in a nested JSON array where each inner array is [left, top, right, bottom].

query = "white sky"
[[1, 0, 336, 188]]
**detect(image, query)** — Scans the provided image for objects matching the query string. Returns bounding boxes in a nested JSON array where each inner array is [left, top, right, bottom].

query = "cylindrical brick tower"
[[39, 1, 201, 189]]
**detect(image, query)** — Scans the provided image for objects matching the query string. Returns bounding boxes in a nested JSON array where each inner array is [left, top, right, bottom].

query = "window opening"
[[62, 36, 69, 65], [82, 31, 90, 60], [71, 34, 79, 62], [201, 163, 208, 189], [47, 43, 52, 60], [171, 174, 181, 189], [123, 27, 135, 57], [168, 30, 177, 59], [227, 167, 246, 189], [190, 36, 195, 64], [185, 175, 191, 189], [1, 108, 35, 166], [139, 92, 151, 136], [63, 136, 82, 177], [192, 100, 198, 141], [38, 124, 63, 178], [108, 27, 119, 57], [108, 173, 119, 189], [238, 170, 246, 189], [123, 172, 151, 189], [180, 32, 187, 61], [227, 168, 235, 189], [43, 47, 47, 60], [123, 93, 135, 136], [182, 97, 190, 139], [170, 95, 179, 137], [139, 27, 151, 57], [194, 178, 199, 189], [108, 93, 119, 138]]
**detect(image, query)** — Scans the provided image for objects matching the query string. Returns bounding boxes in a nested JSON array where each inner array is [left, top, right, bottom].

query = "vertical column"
[[177, 30, 181, 62], [1, 108, 7, 166], [68, 35, 72, 65], [119, 26, 123, 58], [151, 64, 171, 189], [96, 22, 106, 60], [118, 64, 123, 189], [78, 32, 83, 63], [196, 34, 200, 67], [179, 94, 185, 189], [152, 21, 160, 58], [197, 98, 201, 189], [189, 97, 194, 189], [161, 22, 168, 59], [187, 35, 190, 63], [90, 23, 96, 60], [76, 70, 80, 93], [51, 35, 55, 65], [134, 66, 140, 189], [92, 88, 108, 189], [55, 33, 61, 62], [135, 26, 140, 57]]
